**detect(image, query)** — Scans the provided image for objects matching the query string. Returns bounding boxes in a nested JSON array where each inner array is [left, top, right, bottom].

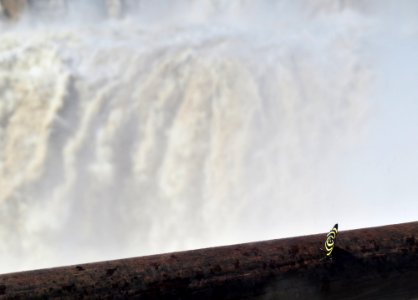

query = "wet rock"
[[0, 0, 28, 20]]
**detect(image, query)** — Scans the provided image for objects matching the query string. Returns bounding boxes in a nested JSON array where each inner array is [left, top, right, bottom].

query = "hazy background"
[[0, 0, 416, 273]]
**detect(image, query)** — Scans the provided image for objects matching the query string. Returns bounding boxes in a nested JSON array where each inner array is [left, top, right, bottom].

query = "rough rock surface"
[[0, 222, 417, 299]]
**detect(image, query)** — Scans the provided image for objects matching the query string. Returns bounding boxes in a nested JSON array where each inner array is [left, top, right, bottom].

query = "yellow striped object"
[[324, 223, 338, 257]]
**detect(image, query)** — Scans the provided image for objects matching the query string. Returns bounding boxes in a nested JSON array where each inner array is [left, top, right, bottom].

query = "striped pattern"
[[325, 223, 338, 257]]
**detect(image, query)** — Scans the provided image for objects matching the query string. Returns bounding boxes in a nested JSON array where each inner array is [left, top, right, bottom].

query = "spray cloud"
[[0, 0, 371, 273]]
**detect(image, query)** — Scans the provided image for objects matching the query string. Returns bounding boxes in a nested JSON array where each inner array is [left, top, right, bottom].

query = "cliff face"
[[0, 0, 27, 20], [0, 0, 130, 20]]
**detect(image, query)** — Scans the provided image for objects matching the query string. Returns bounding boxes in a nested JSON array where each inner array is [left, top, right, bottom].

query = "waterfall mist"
[[0, 1, 371, 273]]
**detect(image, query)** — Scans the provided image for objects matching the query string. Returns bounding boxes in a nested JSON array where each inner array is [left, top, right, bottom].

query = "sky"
[[338, 6, 418, 229]]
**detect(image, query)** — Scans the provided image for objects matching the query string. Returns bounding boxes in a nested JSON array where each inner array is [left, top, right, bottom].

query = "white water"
[[0, 1, 371, 273]]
